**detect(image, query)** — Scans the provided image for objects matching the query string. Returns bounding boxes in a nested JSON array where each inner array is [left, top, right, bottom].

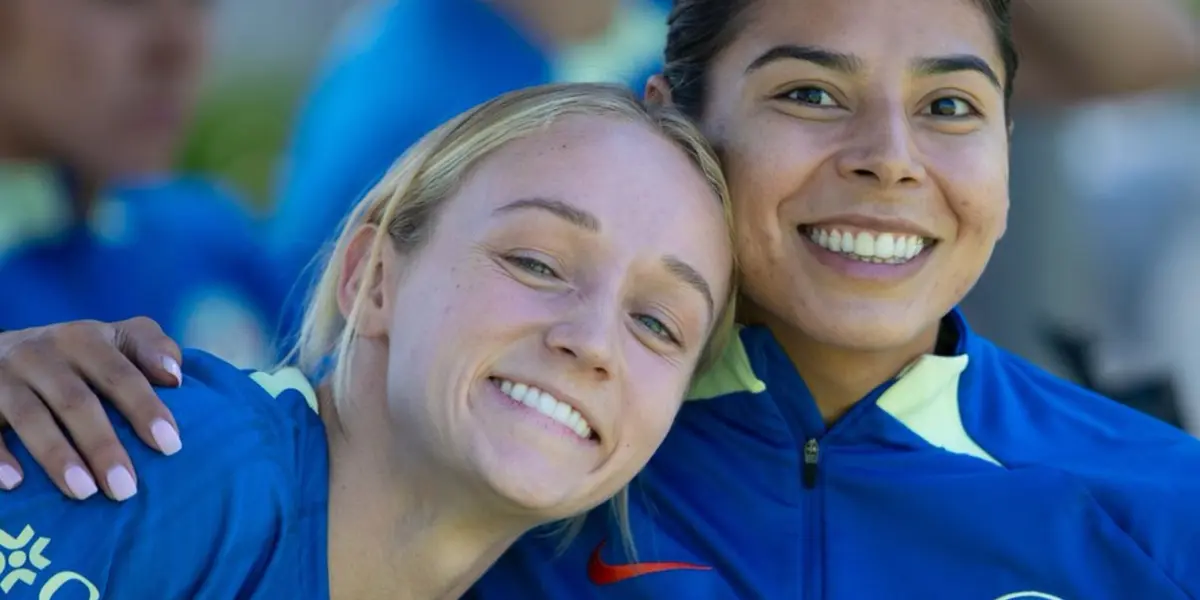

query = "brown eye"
[[780, 86, 840, 108], [925, 97, 977, 118]]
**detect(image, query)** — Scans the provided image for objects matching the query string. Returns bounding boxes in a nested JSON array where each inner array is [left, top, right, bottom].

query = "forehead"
[[446, 116, 725, 241], [732, 0, 1001, 69]]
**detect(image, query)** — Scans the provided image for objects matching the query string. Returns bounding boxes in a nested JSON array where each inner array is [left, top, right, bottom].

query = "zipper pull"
[[802, 438, 820, 489]]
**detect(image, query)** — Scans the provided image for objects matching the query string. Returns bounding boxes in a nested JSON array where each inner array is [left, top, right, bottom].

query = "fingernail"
[[151, 419, 182, 456], [0, 465, 22, 490], [106, 466, 137, 501], [162, 356, 182, 387], [65, 465, 98, 500]]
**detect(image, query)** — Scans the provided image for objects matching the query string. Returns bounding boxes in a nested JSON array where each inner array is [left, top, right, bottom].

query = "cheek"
[[63, 16, 139, 109], [20, 33, 124, 139], [389, 262, 546, 361], [619, 360, 688, 456], [948, 170, 1009, 241], [933, 140, 1010, 240], [930, 154, 1010, 301], [721, 115, 832, 231]]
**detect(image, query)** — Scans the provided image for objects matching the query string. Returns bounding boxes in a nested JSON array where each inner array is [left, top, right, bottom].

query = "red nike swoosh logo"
[[587, 539, 712, 585]]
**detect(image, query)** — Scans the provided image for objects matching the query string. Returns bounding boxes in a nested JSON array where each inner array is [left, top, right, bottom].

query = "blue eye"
[[925, 97, 977, 118], [780, 86, 840, 107], [635, 314, 679, 345], [506, 255, 558, 278]]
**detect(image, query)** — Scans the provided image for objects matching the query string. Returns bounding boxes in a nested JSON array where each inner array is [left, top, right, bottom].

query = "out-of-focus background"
[[2, 0, 1198, 431], [188, 0, 673, 208]]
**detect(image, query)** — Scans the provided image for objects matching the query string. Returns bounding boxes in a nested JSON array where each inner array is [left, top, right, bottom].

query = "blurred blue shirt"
[[0, 164, 286, 367]]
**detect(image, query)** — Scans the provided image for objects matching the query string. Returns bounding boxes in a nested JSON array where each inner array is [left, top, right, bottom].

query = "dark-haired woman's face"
[[698, 0, 1009, 351]]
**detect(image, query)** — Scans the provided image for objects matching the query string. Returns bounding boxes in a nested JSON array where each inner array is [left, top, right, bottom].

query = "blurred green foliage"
[[176, 76, 307, 214]]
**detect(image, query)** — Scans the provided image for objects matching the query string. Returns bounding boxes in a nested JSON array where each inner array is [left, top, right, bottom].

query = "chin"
[[467, 437, 607, 521], [790, 297, 942, 353], [477, 463, 598, 520], [462, 374, 614, 520]]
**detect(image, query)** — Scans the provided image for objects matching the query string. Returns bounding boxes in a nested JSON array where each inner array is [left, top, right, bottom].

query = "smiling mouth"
[[799, 225, 937, 265], [488, 377, 600, 443]]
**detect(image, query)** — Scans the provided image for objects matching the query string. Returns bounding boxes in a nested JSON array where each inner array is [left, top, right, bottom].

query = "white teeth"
[[805, 227, 929, 264], [492, 378, 593, 440], [854, 232, 875, 257], [874, 233, 895, 259]]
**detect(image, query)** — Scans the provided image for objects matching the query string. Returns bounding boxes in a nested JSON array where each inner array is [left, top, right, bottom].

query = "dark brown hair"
[[663, 0, 1019, 119]]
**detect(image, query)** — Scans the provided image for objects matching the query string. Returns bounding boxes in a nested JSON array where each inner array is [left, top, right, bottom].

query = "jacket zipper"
[[803, 438, 819, 489], [803, 438, 822, 599]]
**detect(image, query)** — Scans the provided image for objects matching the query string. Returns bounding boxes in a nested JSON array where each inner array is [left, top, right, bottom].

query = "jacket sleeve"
[[0, 360, 292, 599]]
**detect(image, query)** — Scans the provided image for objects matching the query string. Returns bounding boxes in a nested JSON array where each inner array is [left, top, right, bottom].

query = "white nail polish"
[[162, 357, 182, 387]]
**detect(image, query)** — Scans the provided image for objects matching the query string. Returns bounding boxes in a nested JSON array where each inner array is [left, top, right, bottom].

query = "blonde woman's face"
[[380, 116, 732, 518]]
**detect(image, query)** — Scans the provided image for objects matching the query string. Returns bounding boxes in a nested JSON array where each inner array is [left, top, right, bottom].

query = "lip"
[[488, 374, 601, 442], [801, 214, 939, 241]]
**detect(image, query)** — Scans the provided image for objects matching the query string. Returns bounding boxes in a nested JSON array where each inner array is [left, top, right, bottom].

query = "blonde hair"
[[286, 82, 738, 558]]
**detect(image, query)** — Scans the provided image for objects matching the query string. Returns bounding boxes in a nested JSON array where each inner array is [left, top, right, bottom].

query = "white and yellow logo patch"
[[0, 525, 99, 599]]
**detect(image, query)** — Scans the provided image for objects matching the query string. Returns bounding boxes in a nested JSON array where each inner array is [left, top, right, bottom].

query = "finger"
[[114, 317, 183, 388], [11, 354, 138, 502], [0, 376, 98, 500], [63, 322, 182, 457], [0, 438, 26, 491]]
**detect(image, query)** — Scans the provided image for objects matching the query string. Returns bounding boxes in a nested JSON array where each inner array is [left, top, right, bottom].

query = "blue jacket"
[[0, 351, 328, 599], [471, 310, 1200, 599]]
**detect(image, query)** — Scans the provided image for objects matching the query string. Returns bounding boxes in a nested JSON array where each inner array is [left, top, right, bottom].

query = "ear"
[[336, 224, 394, 339], [644, 74, 674, 107]]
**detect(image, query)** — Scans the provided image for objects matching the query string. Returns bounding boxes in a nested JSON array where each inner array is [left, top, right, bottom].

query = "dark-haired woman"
[[480, 1, 1200, 597], [0, 0, 1197, 598]]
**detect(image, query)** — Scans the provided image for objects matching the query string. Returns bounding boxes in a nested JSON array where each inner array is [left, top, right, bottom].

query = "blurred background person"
[[960, 0, 1199, 427], [0, 0, 285, 367], [1049, 87, 1200, 429], [267, 0, 674, 293]]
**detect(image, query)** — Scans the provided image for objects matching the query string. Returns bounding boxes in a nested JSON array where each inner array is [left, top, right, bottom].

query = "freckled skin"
[[361, 116, 733, 519]]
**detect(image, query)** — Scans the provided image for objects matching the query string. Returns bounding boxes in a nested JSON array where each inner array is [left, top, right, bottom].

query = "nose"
[[835, 109, 926, 189], [543, 302, 620, 382], [147, 2, 205, 76]]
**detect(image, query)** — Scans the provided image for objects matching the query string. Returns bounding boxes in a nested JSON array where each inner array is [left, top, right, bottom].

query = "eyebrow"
[[746, 44, 1002, 90], [493, 197, 600, 231], [746, 44, 862, 75], [914, 54, 1001, 90], [663, 255, 715, 321]]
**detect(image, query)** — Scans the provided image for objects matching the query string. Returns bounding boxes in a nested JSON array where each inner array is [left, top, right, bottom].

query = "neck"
[[744, 304, 941, 423], [0, 129, 101, 214], [320, 388, 532, 600]]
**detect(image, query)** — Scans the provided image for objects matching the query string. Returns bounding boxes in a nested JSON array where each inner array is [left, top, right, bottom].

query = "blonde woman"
[[0, 83, 735, 599]]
